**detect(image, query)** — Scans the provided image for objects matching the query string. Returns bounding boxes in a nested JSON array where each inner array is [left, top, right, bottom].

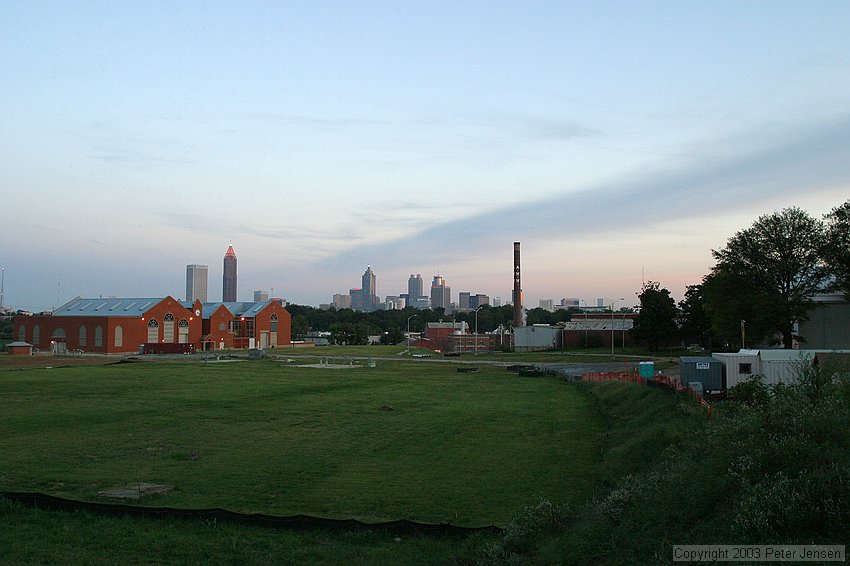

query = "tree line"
[[285, 303, 580, 345]]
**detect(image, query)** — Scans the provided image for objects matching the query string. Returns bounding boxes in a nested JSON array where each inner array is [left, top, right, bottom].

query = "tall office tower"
[[430, 275, 451, 310], [459, 292, 471, 309], [513, 242, 523, 328], [408, 274, 423, 299], [186, 264, 209, 302], [471, 294, 490, 309], [223, 244, 238, 302], [254, 290, 269, 302], [362, 266, 377, 312]]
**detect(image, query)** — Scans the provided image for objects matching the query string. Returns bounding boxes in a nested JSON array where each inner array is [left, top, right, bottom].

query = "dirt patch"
[[0, 354, 119, 371], [97, 483, 174, 500]]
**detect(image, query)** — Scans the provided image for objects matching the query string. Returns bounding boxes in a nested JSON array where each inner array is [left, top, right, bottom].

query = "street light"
[[474, 305, 484, 355], [610, 298, 624, 358], [406, 314, 417, 356], [580, 299, 589, 348]]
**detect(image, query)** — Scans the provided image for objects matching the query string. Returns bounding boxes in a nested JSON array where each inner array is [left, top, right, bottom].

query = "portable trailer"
[[679, 356, 725, 395]]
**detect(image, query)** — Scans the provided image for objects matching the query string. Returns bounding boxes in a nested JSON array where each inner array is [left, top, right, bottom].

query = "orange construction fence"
[[581, 371, 713, 417]]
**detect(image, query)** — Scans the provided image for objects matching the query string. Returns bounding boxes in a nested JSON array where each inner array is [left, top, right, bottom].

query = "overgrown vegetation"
[[480, 363, 850, 564]]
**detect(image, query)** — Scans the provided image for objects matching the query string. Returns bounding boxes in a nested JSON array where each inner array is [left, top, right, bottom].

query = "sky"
[[3, 1, 850, 311]]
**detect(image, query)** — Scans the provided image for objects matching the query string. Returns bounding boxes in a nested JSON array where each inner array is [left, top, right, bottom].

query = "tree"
[[678, 283, 712, 348], [633, 281, 678, 352], [710, 207, 829, 348], [291, 314, 310, 340], [822, 199, 850, 299], [379, 326, 404, 345], [329, 322, 367, 345], [702, 269, 781, 349]]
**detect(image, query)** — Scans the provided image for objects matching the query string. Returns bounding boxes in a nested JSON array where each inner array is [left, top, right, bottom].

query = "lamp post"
[[406, 314, 416, 356], [474, 305, 484, 355], [580, 299, 589, 348], [610, 298, 624, 358]]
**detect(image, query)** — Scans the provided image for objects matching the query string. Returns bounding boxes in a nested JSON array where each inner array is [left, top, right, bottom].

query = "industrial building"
[[13, 296, 291, 354]]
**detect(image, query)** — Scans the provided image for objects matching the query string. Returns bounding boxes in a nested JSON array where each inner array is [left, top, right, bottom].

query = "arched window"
[[79, 325, 87, 347], [114, 326, 123, 348], [178, 319, 189, 344], [163, 313, 175, 343], [94, 326, 103, 348], [18, 325, 25, 342], [269, 313, 278, 346], [32, 325, 40, 346], [147, 319, 159, 343]]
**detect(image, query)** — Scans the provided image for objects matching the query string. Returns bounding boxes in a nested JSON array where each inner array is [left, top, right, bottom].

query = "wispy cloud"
[[317, 116, 850, 271]]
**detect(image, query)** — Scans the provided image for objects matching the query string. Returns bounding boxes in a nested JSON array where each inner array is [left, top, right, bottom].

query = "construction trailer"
[[679, 356, 725, 395], [712, 349, 850, 389]]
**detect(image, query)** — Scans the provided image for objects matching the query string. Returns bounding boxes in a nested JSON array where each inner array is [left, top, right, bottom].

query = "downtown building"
[[406, 274, 429, 308], [430, 275, 451, 311], [186, 264, 208, 302], [223, 245, 237, 302]]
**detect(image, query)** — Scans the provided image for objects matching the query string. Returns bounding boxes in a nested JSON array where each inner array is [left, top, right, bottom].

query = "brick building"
[[199, 299, 291, 350], [14, 296, 291, 354]]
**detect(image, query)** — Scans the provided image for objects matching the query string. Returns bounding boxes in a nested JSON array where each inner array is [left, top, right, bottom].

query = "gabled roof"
[[183, 301, 276, 320], [52, 297, 168, 317]]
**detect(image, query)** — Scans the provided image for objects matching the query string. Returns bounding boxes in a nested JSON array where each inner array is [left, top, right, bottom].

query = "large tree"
[[709, 207, 829, 348], [702, 269, 782, 349], [822, 199, 850, 299], [678, 283, 712, 348], [633, 281, 678, 352]]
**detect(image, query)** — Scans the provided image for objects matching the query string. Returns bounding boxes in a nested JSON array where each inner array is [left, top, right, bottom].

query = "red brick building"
[[200, 300, 291, 350], [14, 296, 291, 354]]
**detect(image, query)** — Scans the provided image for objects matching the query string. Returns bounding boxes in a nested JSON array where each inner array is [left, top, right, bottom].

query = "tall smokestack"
[[513, 242, 523, 328]]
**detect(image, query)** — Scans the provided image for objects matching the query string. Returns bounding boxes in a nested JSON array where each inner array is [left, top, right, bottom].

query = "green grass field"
[[0, 356, 702, 563], [0, 359, 604, 526]]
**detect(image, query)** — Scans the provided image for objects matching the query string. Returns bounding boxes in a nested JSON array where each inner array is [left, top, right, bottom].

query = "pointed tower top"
[[225, 244, 236, 258]]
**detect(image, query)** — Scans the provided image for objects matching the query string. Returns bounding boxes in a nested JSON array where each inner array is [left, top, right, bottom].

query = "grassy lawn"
[[0, 359, 603, 526]]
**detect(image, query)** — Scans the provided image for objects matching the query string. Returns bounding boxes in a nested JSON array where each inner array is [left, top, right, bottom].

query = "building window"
[[79, 326, 87, 347], [245, 319, 254, 338], [164, 313, 175, 343], [115, 326, 123, 348], [95, 326, 103, 348], [33, 325, 40, 346], [19, 325, 25, 342], [219, 323, 226, 331], [270, 314, 278, 333], [739, 363, 752, 375], [178, 319, 189, 344], [147, 319, 159, 343]]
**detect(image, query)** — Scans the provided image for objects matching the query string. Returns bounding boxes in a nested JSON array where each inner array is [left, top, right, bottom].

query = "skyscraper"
[[186, 264, 208, 302], [223, 244, 237, 302], [408, 274, 423, 299], [362, 265, 377, 312], [431, 275, 451, 310]]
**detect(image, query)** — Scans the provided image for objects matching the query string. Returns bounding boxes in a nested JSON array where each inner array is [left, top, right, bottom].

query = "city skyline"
[[3, 3, 850, 311]]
